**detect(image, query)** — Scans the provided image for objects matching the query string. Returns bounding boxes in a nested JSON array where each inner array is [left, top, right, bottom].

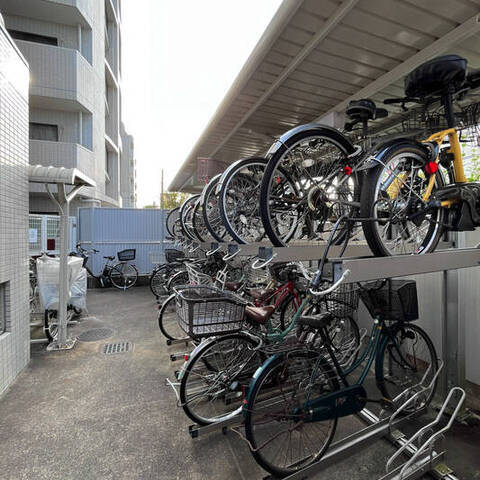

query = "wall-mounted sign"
[[29, 228, 37, 243]]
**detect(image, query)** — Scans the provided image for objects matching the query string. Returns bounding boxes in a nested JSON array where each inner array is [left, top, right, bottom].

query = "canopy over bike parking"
[[169, 0, 480, 193], [163, 2, 480, 478]]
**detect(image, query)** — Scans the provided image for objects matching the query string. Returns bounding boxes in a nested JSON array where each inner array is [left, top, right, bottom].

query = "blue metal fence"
[[78, 208, 170, 275]]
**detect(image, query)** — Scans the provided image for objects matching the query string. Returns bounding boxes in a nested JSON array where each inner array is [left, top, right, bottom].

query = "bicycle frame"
[[422, 127, 466, 202]]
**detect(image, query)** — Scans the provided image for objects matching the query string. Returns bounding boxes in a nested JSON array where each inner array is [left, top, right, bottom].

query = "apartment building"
[[0, 13, 30, 394], [120, 122, 136, 208], [0, 0, 125, 214]]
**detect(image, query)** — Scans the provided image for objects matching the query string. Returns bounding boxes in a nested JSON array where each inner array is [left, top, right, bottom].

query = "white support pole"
[[56, 183, 70, 348]]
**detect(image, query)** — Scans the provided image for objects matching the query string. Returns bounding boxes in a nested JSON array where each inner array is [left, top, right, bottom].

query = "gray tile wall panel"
[[0, 23, 30, 394]]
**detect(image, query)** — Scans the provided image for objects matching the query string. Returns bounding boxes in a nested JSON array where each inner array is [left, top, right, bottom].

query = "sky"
[[121, 0, 283, 207]]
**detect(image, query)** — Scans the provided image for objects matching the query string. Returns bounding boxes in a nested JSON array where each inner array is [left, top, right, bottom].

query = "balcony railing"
[[16, 40, 95, 112], [29, 139, 95, 181]]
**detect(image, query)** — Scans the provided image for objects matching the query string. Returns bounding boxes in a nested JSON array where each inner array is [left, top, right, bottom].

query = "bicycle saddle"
[[405, 54, 467, 98], [103, 255, 115, 260], [298, 312, 334, 330], [245, 305, 275, 324], [346, 98, 388, 121]]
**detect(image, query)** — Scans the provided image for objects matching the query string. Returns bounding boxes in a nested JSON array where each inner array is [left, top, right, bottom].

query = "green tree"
[[161, 192, 190, 209], [143, 192, 190, 209]]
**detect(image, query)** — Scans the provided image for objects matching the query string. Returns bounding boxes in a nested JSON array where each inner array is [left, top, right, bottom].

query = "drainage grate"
[[103, 342, 132, 355], [77, 327, 114, 342]]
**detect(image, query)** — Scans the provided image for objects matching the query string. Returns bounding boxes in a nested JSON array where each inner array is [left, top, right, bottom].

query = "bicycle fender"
[[266, 123, 356, 157], [215, 156, 268, 194], [359, 138, 431, 171], [243, 353, 283, 413]]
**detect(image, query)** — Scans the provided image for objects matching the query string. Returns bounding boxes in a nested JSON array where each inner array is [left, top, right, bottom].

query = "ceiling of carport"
[[170, 0, 480, 192]]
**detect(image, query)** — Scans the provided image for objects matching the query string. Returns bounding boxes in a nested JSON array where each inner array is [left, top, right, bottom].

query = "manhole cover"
[[77, 328, 114, 342], [103, 342, 132, 355]]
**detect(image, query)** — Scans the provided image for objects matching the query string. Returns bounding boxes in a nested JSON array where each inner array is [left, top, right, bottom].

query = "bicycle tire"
[[376, 322, 438, 410], [260, 127, 357, 247], [166, 207, 180, 238], [149, 265, 170, 297], [360, 144, 445, 256], [218, 157, 268, 244], [180, 332, 263, 425], [158, 293, 187, 341], [110, 263, 138, 290], [180, 195, 200, 241], [166, 270, 188, 292], [244, 349, 339, 477], [44, 309, 58, 342], [201, 174, 229, 242]]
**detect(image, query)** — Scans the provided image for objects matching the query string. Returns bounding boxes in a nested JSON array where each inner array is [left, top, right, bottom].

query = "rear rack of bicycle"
[[167, 237, 480, 479]]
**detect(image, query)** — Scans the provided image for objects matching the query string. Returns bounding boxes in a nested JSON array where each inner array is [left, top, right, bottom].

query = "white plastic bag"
[[70, 267, 87, 310], [36, 255, 85, 310]]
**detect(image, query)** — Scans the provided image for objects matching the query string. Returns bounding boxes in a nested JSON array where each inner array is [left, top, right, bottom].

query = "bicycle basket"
[[174, 285, 247, 340], [165, 248, 185, 263], [117, 249, 136, 261], [321, 283, 359, 317], [359, 279, 418, 322]]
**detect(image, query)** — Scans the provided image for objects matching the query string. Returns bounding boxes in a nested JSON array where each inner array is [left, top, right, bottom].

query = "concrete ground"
[[0, 287, 478, 480]]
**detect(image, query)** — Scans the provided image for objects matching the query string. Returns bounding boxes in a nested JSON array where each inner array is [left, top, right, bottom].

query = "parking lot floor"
[[0, 286, 478, 479]]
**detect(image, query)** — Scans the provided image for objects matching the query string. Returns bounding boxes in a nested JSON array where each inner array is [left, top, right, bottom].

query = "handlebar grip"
[[383, 98, 404, 104]]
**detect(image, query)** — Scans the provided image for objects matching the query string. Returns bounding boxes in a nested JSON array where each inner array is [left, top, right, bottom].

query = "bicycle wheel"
[[376, 322, 438, 410], [244, 350, 339, 477], [166, 270, 188, 292], [201, 174, 230, 242], [260, 127, 358, 246], [149, 265, 170, 298], [180, 332, 263, 425], [44, 309, 58, 342], [180, 195, 200, 241], [158, 293, 188, 342], [219, 157, 267, 244], [192, 199, 210, 242], [110, 263, 138, 289], [360, 144, 445, 256], [166, 207, 180, 237]]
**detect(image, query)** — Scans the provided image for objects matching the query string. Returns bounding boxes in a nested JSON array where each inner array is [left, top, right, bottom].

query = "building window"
[[29, 122, 59, 141], [0, 282, 8, 334], [8, 29, 58, 46]]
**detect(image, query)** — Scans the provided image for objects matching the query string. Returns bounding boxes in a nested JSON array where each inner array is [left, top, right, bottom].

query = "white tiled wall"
[[0, 20, 30, 395]]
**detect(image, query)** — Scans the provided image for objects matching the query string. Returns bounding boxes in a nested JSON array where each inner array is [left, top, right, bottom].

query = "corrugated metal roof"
[[170, 0, 480, 192]]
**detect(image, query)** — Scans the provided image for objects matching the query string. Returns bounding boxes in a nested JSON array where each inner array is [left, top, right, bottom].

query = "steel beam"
[[332, 247, 480, 283]]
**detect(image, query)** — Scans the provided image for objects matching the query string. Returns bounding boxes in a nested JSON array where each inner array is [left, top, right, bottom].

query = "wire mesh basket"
[[149, 252, 165, 265], [165, 248, 185, 263], [117, 249, 136, 261], [319, 282, 359, 317], [359, 279, 419, 322], [174, 285, 248, 339]]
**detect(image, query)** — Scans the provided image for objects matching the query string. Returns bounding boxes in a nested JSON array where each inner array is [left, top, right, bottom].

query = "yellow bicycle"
[[360, 54, 480, 256]]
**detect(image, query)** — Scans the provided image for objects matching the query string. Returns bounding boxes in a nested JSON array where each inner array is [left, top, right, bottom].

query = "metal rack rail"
[[169, 238, 476, 479]]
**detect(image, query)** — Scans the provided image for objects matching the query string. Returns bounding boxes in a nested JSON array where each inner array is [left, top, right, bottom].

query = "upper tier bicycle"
[[361, 54, 480, 255]]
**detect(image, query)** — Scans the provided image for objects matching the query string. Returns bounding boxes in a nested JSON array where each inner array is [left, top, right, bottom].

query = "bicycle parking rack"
[[167, 238, 476, 478]]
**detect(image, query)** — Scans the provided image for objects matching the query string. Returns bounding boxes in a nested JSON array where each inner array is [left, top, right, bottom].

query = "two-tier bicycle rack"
[[167, 237, 476, 480]]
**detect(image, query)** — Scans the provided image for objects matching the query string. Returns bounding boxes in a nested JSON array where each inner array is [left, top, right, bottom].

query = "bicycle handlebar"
[[309, 269, 350, 296]]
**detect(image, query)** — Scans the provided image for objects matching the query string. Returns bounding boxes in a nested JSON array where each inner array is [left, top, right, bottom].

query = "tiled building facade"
[[0, 14, 30, 394]]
